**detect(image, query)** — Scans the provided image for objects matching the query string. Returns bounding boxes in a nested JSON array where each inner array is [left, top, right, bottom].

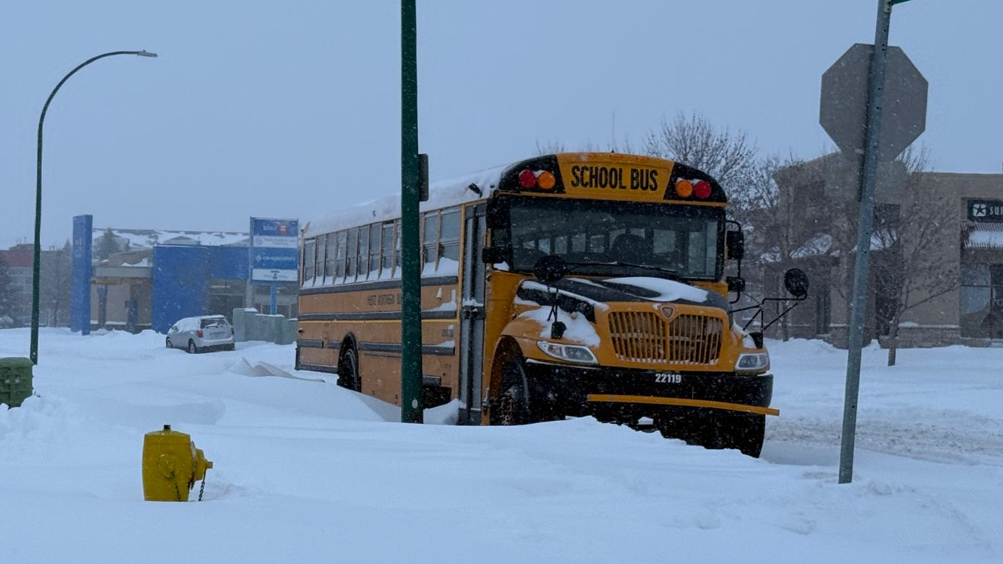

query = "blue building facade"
[[151, 245, 249, 333]]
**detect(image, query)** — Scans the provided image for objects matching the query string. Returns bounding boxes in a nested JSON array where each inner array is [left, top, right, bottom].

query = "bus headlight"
[[735, 351, 769, 372], [537, 341, 598, 365]]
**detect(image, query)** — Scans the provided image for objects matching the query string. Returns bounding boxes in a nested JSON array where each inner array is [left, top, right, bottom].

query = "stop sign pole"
[[839, 0, 915, 485]]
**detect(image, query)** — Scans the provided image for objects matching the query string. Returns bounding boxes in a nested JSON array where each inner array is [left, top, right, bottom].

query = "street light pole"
[[29, 50, 157, 365], [400, 0, 423, 423]]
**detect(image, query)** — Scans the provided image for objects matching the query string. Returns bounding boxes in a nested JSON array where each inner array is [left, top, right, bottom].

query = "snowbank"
[[0, 328, 1001, 563]]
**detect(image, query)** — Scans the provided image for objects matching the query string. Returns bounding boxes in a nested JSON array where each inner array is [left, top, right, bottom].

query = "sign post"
[[249, 218, 299, 315], [820, 0, 922, 485]]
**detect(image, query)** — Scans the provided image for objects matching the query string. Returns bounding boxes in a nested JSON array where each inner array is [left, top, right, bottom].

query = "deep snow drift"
[[1, 328, 1001, 563]]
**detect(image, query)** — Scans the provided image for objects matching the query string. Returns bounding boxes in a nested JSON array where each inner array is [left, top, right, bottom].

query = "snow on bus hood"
[[516, 276, 730, 330], [604, 277, 709, 303], [521, 276, 714, 307]]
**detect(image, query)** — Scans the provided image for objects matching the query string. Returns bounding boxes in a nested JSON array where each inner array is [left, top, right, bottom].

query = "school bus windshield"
[[497, 197, 723, 280]]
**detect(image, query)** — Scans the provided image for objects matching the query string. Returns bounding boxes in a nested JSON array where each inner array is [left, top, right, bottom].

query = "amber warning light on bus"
[[675, 178, 712, 200], [518, 169, 557, 190]]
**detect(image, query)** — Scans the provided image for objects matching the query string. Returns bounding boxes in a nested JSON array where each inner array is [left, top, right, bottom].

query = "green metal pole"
[[400, 0, 423, 423], [29, 50, 157, 365]]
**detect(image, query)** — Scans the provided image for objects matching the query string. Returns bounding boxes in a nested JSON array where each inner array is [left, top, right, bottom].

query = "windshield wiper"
[[559, 259, 681, 280], [606, 261, 681, 280]]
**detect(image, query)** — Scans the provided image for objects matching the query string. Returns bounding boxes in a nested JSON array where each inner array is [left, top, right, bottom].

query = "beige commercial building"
[[764, 153, 1003, 347]]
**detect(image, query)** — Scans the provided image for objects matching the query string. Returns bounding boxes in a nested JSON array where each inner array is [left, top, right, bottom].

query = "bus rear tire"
[[338, 346, 361, 392], [490, 353, 533, 426]]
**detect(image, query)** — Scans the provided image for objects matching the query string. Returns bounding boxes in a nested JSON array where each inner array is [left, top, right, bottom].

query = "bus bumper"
[[527, 362, 776, 418]]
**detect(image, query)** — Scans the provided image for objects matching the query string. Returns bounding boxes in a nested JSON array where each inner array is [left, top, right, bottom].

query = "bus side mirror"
[[726, 230, 744, 261], [482, 247, 507, 264], [727, 276, 745, 293], [533, 255, 567, 285], [784, 268, 809, 300]]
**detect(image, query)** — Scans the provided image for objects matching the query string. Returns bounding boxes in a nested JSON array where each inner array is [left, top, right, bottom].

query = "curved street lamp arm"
[[30, 50, 155, 364]]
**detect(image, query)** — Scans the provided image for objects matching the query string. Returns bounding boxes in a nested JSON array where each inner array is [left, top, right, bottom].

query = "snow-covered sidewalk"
[[1, 328, 1001, 563]]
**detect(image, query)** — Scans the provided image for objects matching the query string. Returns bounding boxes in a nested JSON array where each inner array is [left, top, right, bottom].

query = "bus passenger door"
[[459, 204, 487, 425]]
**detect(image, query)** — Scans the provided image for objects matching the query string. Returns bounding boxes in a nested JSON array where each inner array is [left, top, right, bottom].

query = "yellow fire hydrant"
[[142, 424, 213, 502]]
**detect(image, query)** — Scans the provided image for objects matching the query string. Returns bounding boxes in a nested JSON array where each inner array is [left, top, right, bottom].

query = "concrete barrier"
[[232, 308, 297, 346]]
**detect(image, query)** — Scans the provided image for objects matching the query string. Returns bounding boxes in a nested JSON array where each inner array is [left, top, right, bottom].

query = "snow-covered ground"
[[1, 328, 1001, 563]]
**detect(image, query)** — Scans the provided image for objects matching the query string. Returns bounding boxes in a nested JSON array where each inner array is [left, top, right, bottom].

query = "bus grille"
[[608, 312, 723, 365]]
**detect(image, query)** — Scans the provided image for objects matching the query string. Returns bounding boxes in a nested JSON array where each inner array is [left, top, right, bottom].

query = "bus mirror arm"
[[735, 268, 810, 334], [726, 221, 745, 304]]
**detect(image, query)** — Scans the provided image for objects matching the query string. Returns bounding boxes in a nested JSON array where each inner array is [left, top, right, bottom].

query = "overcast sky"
[[2, 0, 1000, 249]]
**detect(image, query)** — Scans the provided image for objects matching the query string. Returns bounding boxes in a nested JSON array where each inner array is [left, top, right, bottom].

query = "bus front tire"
[[338, 347, 361, 392], [491, 354, 533, 426], [729, 413, 765, 458], [657, 412, 765, 458]]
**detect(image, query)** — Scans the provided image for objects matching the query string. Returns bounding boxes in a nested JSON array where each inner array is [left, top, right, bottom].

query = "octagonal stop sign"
[[820, 43, 928, 162]]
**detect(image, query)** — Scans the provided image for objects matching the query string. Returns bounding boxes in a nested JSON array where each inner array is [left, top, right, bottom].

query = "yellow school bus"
[[297, 152, 788, 456]]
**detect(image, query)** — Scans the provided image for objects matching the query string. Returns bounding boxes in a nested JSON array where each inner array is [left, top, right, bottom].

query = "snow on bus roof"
[[302, 163, 512, 238]]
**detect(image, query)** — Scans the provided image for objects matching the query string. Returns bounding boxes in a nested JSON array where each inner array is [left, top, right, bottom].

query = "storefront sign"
[[968, 199, 1003, 222], [249, 218, 299, 283]]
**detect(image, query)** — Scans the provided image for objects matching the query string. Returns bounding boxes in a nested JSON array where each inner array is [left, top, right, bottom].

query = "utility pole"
[[400, 0, 423, 423], [839, 0, 914, 484]]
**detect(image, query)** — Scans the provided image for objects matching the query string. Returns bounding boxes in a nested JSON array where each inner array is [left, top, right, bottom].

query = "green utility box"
[[0, 357, 34, 408]]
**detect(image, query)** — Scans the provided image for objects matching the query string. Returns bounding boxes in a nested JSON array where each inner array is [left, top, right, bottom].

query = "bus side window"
[[554, 235, 568, 255], [394, 219, 402, 277], [358, 224, 370, 282], [422, 212, 438, 275], [368, 222, 381, 279], [346, 228, 358, 282], [588, 234, 605, 253], [324, 233, 336, 285], [439, 209, 461, 273], [381, 222, 394, 279], [303, 238, 316, 286], [336, 231, 347, 283]]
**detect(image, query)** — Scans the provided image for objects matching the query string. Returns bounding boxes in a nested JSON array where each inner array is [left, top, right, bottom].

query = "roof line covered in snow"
[[302, 162, 513, 239]]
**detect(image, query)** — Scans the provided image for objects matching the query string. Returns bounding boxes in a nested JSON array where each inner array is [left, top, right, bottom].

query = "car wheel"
[[188, 340, 198, 354], [166, 338, 173, 349], [337, 346, 361, 392], [490, 353, 533, 426]]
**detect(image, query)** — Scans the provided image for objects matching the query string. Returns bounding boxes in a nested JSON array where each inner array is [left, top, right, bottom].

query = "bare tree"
[[823, 148, 956, 364], [643, 112, 759, 194], [41, 241, 72, 327], [534, 136, 635, 156], [0, 252, 17, 328], [736, 153, 827, 339], [872, 149, 958, 365]]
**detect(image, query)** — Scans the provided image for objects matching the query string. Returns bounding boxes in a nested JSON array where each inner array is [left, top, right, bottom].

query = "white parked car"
[[166, 315, 236, 353]]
